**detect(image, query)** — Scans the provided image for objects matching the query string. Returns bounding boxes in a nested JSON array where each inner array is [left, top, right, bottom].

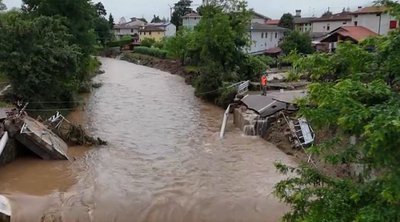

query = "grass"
[[184, 66, 200, 73]]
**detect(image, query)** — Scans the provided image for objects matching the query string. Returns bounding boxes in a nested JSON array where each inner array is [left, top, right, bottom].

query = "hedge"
[[134, 46, 167, 59]]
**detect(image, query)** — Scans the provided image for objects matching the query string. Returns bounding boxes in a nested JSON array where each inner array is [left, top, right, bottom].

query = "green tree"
[[0, 0, 6, 11], [151, 15, 162, 23], [140, 38, 156, 47], [22, 0, 97, 56], [94, 2, 106, 17], [279, 13, 294, 30], [164, 29, 196, 64], [171, 0, 193, 28], [274, 1, 400, 221], [194, 2, 251, 99], [280, 31, 314, 55], [0, 12, 80, 105], [94, 16, 112, 46], [108, 13, 114, 28], [138, 17, 147, 23]]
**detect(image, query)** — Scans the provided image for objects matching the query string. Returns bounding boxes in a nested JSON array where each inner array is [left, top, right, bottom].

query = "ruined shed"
[[240, 91, 307, 118]]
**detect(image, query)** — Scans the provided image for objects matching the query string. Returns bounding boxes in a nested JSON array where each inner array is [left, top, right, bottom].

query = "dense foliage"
[[274, 1, 400, 221], [280, 31, 314, 55], [279, 13, 294, 30], [0, 1, 113, 107], [140, 38, 156, 48], [134, 46, 168, 59], [0, 12, 80, 104], [171, 0, 192, 29]]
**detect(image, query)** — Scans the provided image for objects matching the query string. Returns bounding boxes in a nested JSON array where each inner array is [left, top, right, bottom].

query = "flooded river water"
[[0, 58, 296, 222]]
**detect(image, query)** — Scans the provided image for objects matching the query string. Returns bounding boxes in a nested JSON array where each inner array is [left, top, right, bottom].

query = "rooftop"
[[252, 11, 271, 21], [353, 6, 388, 14], [266, 19, 280, 25], [294, 17, 316, 24], [182, 12, 201, 18], [312, 12, 352, 22], [251, 23, 287, 32], [321, 26, 377, 42]]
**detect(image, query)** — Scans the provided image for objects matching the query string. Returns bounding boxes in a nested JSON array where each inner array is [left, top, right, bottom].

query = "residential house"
[[311, 12, 352, 34], [251, 11, 271, 24], [182, 12, 202, 30], [249, 23, 287, 54], [139, 23, 176, 42], [293, 10, 315, 33], [319, 26, 377, 52], [113, 17, 147, 40], [266, 19, 280, 25], [352, 6, 398, 35]]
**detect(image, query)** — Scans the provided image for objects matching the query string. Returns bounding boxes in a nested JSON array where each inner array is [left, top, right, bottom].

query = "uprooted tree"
[[274, 1, 400, 221]]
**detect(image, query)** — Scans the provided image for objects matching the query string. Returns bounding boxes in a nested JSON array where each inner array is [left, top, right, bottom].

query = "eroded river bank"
[[0, 58, 296, 222]]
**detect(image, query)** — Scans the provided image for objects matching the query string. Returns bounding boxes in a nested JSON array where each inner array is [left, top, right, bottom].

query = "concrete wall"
[[249, 30, 284, 53]]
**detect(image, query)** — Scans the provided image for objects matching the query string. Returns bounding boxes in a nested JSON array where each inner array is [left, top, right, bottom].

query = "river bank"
[[0, 57, 297, 221]]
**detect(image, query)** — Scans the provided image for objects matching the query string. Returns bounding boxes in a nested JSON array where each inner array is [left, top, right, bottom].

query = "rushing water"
[[0, 58, 296, 222]]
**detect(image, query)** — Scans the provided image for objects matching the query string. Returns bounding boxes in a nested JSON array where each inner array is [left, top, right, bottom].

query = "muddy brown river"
[[0, 58, 296, 222]]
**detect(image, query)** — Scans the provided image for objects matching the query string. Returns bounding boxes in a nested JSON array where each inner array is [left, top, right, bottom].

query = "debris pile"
[[0, 106, 106, 166]]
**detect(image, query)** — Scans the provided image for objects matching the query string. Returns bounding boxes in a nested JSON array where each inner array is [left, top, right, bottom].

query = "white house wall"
[[352, 13, 397, 35], [249, 30, 284, 54], [165, 24, 176, 37], [312, 20, 351, 33], [183, 17, 201, 30]]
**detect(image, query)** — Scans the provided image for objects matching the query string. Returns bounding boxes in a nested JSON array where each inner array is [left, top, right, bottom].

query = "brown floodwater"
[[0, 57, 296, 222]]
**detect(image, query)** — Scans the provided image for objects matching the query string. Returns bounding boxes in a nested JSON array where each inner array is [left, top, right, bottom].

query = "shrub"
[[238, 55, 267, 81], [140, 38, 156, 47], [134, 46, 167, 59], [153, 40, 165, 49], [106, 36, 133, 47]]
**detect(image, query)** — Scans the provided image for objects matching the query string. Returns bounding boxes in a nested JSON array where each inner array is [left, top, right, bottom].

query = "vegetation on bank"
[[274, 1, 400, 221], [0, 0, 113, 109]]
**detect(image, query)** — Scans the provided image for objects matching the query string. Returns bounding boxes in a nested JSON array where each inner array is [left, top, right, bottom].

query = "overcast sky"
[[4, 0, 375, 22]]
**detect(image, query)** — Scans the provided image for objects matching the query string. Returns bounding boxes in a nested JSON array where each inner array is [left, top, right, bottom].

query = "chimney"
[[295, 9, 301, 17]]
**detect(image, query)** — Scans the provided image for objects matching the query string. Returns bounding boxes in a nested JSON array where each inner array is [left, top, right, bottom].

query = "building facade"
[[139, 23, 176, 42], [311, 12, 352, 34], [249, 23, 286, 54], [294, 10, 314, 33], [113, 17, 146, 40], [352, 6, 398, 35], [182, 12, 202, 30]]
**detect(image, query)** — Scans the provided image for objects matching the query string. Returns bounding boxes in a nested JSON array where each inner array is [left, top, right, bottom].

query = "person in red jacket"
[[261, 74, 268, 96]]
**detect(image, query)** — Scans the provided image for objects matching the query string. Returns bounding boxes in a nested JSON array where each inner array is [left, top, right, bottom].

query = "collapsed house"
[[221, 86, 315, 149]]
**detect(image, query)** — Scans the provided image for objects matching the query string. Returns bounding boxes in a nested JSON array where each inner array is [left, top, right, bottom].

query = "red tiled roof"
[[353, 6, 387, 14], [322, 26, 377, 42], [266, 47, 282, 54], [266, 19, 280, 25]]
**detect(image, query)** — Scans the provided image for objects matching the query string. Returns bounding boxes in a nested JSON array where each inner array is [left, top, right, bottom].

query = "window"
[[327, 24, 330, 31], [354, 15, 358, 18], [265, 32, 268, 38], [149, 31, 152, 35], [390, 20, 398, 29], [261, 32, 264, 38], [343, 22, 347, 24], [275, 32, 278, 38], [144, 32, 146, 35], [354, 21, 358, 26], [131, 29, 134, 33]]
